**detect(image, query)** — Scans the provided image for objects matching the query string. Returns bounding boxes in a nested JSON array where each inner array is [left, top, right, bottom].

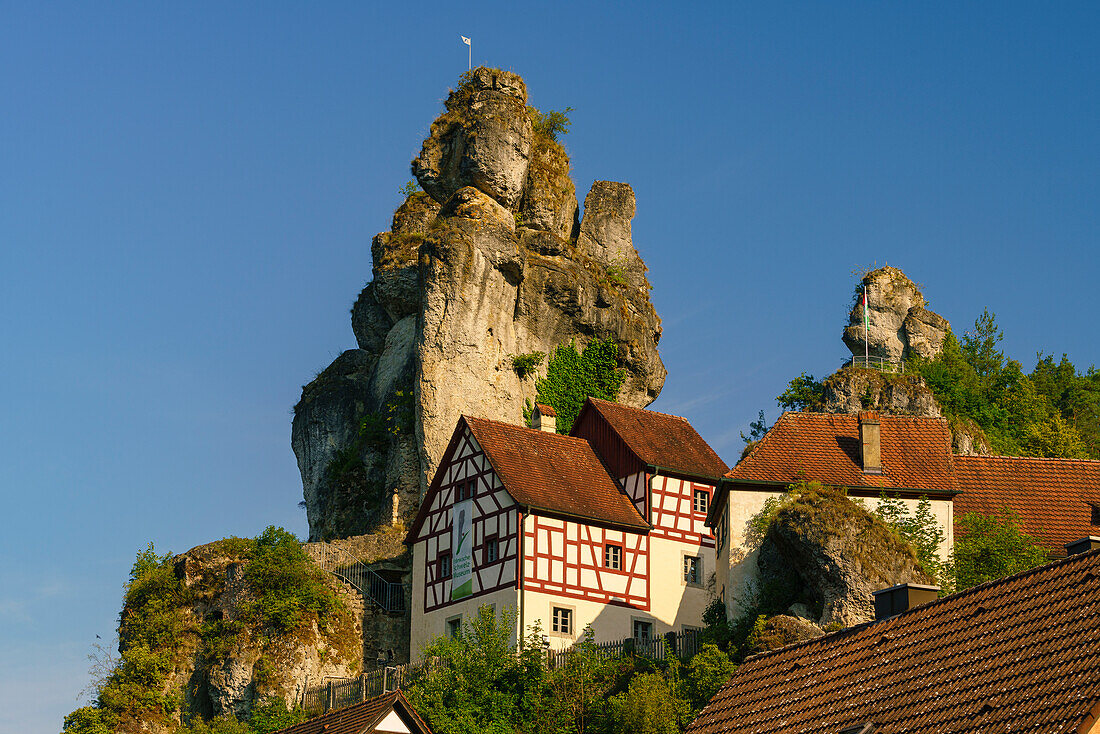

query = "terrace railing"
[[305, 542, 406, 613], [846, 354, 904, 374]]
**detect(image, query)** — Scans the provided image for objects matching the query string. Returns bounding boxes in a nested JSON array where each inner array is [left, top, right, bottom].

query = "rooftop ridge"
[[462, 414, 590, 444], [587, 396, 691, 423], [776, 410, 951, 423], [733, 546, 1100, 667], [956, 452, 1100, 466]]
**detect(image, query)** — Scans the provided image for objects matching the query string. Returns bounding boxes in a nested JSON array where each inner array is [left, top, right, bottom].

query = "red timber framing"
[[412, 424, 518, 613], [649, 473, 715, 549], [573, 407, 715, 549], [523, 515, 649, 610]]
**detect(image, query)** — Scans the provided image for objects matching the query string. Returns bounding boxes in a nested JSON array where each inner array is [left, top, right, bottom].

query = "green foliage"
[[953, 509, 1049, 590], [242, 526, 343, 633], [903, 311, 1096, 459], [605, 673, 687, 734], [528, 106, 575, 142], [776, 372, 826, 412], [744, 494, 789, 551], [405, 606, 570, 734], [399, 180, 421, 198], [176, 716, 255, 734], [740, 410, 769, 445], [247, 698, 311, 734], [62, 707, 116, 734], [700, 598, 733, 651], [534, 339, 626, 433], [605, 262, 627, 286], [512, 352, 545, 379], [684, 644, 736, 710], [873, 494, 950, 589]]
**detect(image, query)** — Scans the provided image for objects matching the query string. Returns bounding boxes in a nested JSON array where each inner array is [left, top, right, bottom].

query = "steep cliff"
[[842, 266, 949, 363], [292, 67, 666, 544]]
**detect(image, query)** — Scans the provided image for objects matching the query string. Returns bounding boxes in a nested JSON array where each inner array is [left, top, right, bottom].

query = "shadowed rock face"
[[293, 67, 666, 545]]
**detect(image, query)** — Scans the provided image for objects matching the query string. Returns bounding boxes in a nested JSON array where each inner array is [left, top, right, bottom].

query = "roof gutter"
[[522, 503, 651, 534], [647, 464, 726, 486]]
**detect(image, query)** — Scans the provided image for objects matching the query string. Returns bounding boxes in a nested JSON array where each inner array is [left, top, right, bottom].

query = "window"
[[445, 615, 462, 638], [456, 480, 472, 501], [683, 555, 701, 585], [552, 606, 573, 635], [716, 515, 728, 551], [1092, 504, 1100, 526], [439, 553, 452, 579], [605, 544, 622, 570], [694, 488, 709, 514], [484, 536, 499, 564], [632, 619, 653, 640]]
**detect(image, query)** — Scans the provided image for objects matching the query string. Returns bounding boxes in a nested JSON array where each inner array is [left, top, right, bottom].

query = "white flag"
[[461, 36, 471, 46]]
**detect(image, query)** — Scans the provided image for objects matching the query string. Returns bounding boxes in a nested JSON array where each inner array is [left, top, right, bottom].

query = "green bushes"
[[528, 106, 574, 142], [242, 527, 344, 633], [405, 606, 737, 734], [953, 509, 1048, 590]]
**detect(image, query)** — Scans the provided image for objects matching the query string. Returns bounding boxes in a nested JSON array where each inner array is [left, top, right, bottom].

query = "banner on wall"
[[451, 498, 473, 600]]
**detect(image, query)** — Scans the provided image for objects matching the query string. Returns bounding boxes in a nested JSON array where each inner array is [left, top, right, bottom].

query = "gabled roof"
[[275, 691, 432, 734], [687, 549, 1100, 734], [955, 453, 1100, 554], [727, 412, 959, 494], [575, 397, 729, 480], [463, 416, 648, 531]]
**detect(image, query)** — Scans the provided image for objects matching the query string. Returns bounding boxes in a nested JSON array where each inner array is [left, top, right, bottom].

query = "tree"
[[605, 673, 688, 734], [529, 107, 575, 142], [684, 644, 736, 711], [739, 410, 769, 444], [953, 509, 1048, 590], [776, 373, 825, 412]]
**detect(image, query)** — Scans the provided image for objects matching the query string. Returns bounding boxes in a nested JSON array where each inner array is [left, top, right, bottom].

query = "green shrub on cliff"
[[531, 338, 625, 433]]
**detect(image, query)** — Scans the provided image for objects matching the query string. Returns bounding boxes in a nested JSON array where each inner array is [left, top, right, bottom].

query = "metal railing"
[[301, 659, 437, 714], [305, 542, 406, 613], [846, 355, 904, 374], [546, 629, 703, 670]]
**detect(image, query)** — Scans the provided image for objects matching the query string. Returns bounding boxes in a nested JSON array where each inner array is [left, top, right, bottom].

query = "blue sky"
[[3, 2, 1098, 731]]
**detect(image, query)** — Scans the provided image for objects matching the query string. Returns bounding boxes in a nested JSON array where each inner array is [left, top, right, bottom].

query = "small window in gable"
[[605, 544, 622, 570]]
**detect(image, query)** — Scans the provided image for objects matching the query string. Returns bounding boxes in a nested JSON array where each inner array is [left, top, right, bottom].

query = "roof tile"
[[465, 416, 648, 530], [581, 398, 729, 480], [728, 412, 959, 494], [687, 550, 1100, 734], [955, 454, 1100, 554]]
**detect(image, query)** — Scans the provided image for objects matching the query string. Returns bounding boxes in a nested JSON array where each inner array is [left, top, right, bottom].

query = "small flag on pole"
[[460, 35, 471, 70], [862, 288, 870, 331]]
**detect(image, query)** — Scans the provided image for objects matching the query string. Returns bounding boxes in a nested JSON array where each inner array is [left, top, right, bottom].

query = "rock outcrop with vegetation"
[[65, 529, 361, 734], [293, 67, 666, 545], [755, 485, 933, 628]]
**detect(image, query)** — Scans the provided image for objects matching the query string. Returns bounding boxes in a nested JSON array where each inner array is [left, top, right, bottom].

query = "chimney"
[[531, 403, 557, 433], [872, 583, 940, 620], [859, 411, 882, 474], [1065, 536, 1100, 556]]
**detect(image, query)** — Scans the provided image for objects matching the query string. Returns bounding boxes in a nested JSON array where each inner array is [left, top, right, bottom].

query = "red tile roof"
[[955, 454, 1100, 554], [464, 416, 648, 531], [578, 398, 729, 480], [275, 691, 432, 734], [688, 549, 1100, 734], [727, 412, 959, 494]]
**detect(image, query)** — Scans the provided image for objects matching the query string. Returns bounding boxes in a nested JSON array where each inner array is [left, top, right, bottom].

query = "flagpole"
[[864, 286, 869, 366], [469, 40, 471, 70]]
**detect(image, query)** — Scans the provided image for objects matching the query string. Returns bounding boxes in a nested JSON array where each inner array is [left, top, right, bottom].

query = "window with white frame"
[[552, 606, 573, 635], [693, 488, 709, 514], [605, 543, 622, 570]]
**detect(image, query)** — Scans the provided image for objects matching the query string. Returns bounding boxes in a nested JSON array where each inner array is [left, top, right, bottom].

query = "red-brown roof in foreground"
[[579, 398, 729, 480], [727, 412, 959, 494], [688, 549, 1100, 734], [275, 691, 432, 734], [955, 454, 1100, 554], [465, 416, 649, 530]]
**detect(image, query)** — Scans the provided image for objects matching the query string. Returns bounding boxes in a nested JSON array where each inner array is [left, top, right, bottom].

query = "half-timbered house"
[[405, 399, 727, 654]]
